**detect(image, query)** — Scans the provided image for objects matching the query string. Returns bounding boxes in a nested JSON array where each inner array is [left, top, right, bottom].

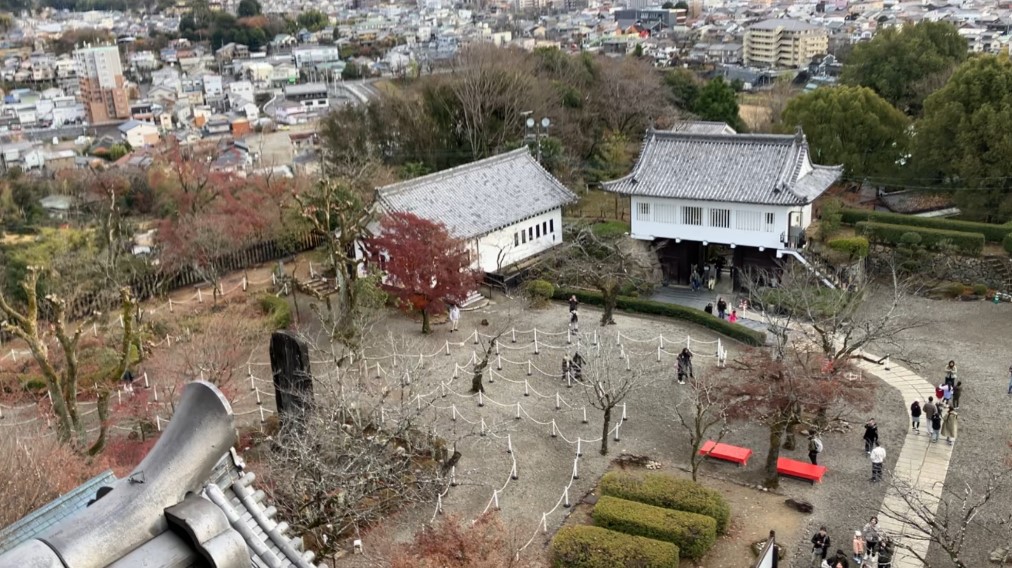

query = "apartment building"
[[73, 44, 129, 124], [743, 19, 828, 68]]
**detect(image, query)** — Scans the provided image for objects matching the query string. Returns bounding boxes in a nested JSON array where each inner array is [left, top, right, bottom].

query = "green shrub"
[[525, 279, 555, 306], [942, 283, 967, 298], [550, 525, 679, 568], [1004, 233, 1012, 254], [599, 471, 731, 535], [826, 236, 869, 259], [841, 208, 1011, 243], [899, 231, 923, 246], [592, 496, 716, 559], [818, 197, 843, 240], [552, 288, 765, 346], [972, 284, 989, 296], [258, 295, 293, 330], [856, 221, 984, 256]]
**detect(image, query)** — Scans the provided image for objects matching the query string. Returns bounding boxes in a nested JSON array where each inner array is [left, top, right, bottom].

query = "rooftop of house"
[[749, 18, 823, 31], [375, 148, 577, 240], [668, 120, 738, 135], [602, 129, 842, 206]]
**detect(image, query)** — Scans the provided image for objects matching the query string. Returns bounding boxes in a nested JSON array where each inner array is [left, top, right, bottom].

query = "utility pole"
[[522, 111, 550, 165]]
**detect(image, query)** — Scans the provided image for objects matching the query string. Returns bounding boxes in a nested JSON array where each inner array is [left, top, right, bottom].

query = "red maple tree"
[[366, 212, 482, 333]]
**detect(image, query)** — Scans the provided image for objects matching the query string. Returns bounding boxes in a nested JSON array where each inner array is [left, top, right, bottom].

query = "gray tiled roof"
[[668, 121, 737, 135], [602, 130, 841, 206], [375, 149, 577, 240]]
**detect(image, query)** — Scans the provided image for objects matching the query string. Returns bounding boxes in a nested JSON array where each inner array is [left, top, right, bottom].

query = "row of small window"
[[636, 202, 776, 232], [514, 218, 556, 246]]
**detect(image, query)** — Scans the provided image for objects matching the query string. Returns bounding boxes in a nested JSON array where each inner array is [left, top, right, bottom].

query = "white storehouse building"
[[603, 124, 842, 287], [374, 148, 577, 285]]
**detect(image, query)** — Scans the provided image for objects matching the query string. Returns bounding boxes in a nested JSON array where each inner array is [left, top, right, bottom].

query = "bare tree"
[[0, 267, 138, 455], [743, 261, 922, 363], [471, 328, 506, 394], [540, 225, 657, 326], [880, 468, 1012, 568], [675, 371, 732, 482], [581, 342, 655, 455]]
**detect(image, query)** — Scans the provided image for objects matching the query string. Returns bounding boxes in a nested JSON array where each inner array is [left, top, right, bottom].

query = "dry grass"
[[568, 189, 629, 222]]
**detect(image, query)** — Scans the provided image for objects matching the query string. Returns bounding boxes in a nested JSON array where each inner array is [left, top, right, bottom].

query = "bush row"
[[550, 525, 680, 568], [826, 236, 870, 259], [841, 208, 1011, 243], [592, 496, 716, 559], [552, 288, 766, 346], [599, 471, 731, 535], [1004, 233, 1012, 254], [856, 221, 985, 255]]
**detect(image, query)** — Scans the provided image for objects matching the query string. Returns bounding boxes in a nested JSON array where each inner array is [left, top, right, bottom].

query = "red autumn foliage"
[[365, 212, 483, 333], [390, 513, 539, 568]]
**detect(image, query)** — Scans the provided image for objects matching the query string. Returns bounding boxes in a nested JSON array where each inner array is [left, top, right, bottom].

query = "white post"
[[555, 392, 561, 410], [550, 419, 557, 438], [116, 390, 121, 405], [494, 339, 499, 355], [576, 437, 582, 457], [582, 406, 588, 424], [507, 434, 512, 454], [493, 489, 499, 510], [480, 418, 486, 437], [450, 466, 457, 486], [510, 461, 518, 480], [593, 330, 598, 346], [309, 261, 315, 278], [451, 405, 457, 421], [445, 340, 450, 356], [249, 374, 256, 391], [524, 380, 529, 397], [534, 332, 539, 355], [527, 361, 532, 376], [197, 288, 203, 303], [166, 335, 172, 347], [156, 416, 162, 432], [478, 391, 484, 407], [625, 355, 631, 371], [168, 299, 173, 313], [541, 512, 548, 533], [656, 345, 661, 362], [511, 328, 516, 343], [153, 386, 159, 402], [11, 350, 16, 363], [567, 329, 571, 344], [416, 394, 422, 410], [380, 407, 385, 422], [272, 272, 277, 285], [118, 314, 124, 328], [687, 335, 691, 350], [616, 332, 621, 346], [255, 387, 262, 406], [436, 494, 443, 515], [143, 372, 150, 389], [516, 402, 521, 420], [659, 335, 664, 350], [441, 383, 446, 398], [375, 363, 382, 378], [614, 421, 621, 442], [567, 371, 572, 389], [259, 406, 266, 423], [242, 275, 248, 291], [453, 365, 459, 379], [563, 486, 571, 508], [622, 402, 627, 421], [92, 322, 98, 336], [572, 457, 579, 480], [473, 330, 479, 345], [496, 354, 502, 370]]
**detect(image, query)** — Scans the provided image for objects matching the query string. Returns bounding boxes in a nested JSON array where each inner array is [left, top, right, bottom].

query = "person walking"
[[930, 410, 942, 443], [876, 538, 894, 568], [869, 442, 886, 482], [717, 297, 728, 319], [690, 271, 701, 292], [568, 295, 579, 313], [569, 310, 579, 333], [831, 549, 850, 568], [863, 418, 879, 454], [676, 348, 693, 385], [707, 264, 717, 290], [808, 433, 824, 465], [941, 407, 958, 445], [729, 309, 739, 323], [862, 516, 881, 560], [810, 527, 831, 567], [952, 381, 962, 410], [910, 400, 922, 434], [923, 397, 937, 430], [939, 382, 953, 407], [571, 352, 584, 382], [1007, 364, 1012, 395], [448, 304, 460, 332], [944, 360, 957, 388], [704, 302, 714, 315], [852, 531, 865, 565]]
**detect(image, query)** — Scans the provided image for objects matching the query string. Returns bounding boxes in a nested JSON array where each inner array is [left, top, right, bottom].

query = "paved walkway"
[[649, 287, 951, 567]]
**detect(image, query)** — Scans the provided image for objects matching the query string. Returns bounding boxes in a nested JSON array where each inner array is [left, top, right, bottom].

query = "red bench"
[[698, 440, 752, 467], [777, 457, 827, 484]]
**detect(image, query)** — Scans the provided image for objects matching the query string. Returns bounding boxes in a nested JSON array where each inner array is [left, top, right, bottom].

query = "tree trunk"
[[764, 423, 784, 489], [87, 392, 111, 456], [471, 362, 486, 393], [600, 290, 617, 326], [600, 406, 612, 455], [421, 309, 431, 334]]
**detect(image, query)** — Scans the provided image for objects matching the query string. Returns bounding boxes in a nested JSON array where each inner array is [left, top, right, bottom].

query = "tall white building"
[[73, 45, 129, 124]]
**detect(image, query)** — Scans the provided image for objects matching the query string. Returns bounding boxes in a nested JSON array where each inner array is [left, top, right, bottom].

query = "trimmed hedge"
[[550, 525, 680, 568], [592, 496, 716, 559], [599, 471, 731, 535], [553, 288, 766, 346], [1004, 233, 1012, 254], [526, 279, 555, 304], [841, 208, 1011, 243], [826, 236, 869, 259], [856, 221, 984, 255]]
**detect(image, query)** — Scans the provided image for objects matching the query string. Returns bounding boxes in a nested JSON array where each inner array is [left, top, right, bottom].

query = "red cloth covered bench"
[[777, 457, 827, 484], [698, 440, 752, 467]]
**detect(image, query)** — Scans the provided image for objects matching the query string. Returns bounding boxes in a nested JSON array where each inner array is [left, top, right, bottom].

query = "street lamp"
[[523, 114, 551, 164]]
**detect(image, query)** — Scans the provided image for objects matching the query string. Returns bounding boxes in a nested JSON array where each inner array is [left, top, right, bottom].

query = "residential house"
[[118, 119, 160, 147], [602, 124, 841, 288], [374, 148, 577, 283]]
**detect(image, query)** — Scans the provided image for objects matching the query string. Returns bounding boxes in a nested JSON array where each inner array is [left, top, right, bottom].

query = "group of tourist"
[[811, 518, 896, 568], [909, 360, 961, 445], [703, 296, 739, 323]]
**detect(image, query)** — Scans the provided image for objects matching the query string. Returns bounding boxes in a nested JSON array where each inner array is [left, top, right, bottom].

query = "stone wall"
[[866, 245, 1012, 291]]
